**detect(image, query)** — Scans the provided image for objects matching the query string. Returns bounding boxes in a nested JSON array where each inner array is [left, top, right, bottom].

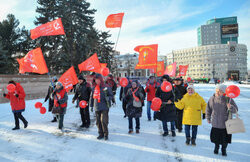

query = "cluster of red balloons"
[[7, 84, 16, 93], [226, 85, 240, 98], [35, 102, 46, 114], [79, 100, 88, 109], [101, 67, 110, 77], [161, 81, 172, 92], [151, 97, 162, 111], [119, 77, 128, 87]]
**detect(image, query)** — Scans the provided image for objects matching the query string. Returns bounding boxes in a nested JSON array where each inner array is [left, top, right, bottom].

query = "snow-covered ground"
[[0, 84, 250, 162]]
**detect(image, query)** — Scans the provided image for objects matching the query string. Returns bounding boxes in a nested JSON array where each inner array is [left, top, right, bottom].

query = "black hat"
[[174, 78, 181, 81], [161, 75, 171, 82], [78, 75, 84, 80]]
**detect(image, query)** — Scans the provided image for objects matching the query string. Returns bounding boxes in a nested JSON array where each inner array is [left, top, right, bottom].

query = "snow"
[[0, 84, 250, 162]]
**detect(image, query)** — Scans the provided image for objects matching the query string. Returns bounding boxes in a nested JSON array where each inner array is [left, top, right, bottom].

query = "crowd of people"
[[3, 73, 239, 156]]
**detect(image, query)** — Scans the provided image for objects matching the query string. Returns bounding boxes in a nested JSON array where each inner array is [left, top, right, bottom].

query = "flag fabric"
[[105, 13, 124, 28], [164, 62, 177, 77], [135, 44, 158, 69], [179, 65, 189, 76], [156, 61, 165, 77], [30, 18, 65, 40], [58, 66, 78, 92], [17, 48, 48, 74], [78, 53, 101, 72], [149, 68, 156, 74], [94, 63, 108, 74]]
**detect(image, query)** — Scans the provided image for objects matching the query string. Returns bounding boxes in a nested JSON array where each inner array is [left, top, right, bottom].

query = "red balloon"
[[161, 81, 172, 92], [7, 84, 16, 93], [120, 77, 128, 87], [40, 107, 46, 114], [226, 85, 240, 98], [101, 67, 110, 77], [35, 102, 43, 109], [187, 77, 192, 82], [79, 100, 88, 108], [151, 97, 162, 111]]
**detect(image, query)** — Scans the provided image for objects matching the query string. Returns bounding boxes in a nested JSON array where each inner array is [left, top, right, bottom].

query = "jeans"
[[162, 121, 175, 133], [185, 125, 198, 139], [13, 112, 28, 128], [57, 114, 64, 129], [128, 117, 140, 130], [147, 101, 156, 120]]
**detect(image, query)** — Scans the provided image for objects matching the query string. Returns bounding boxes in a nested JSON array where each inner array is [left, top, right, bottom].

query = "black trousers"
[[13, 112, 27, 128], [122, 99, 127, 116], [176, 109, 183, 130], [80, 106, 90, 126]]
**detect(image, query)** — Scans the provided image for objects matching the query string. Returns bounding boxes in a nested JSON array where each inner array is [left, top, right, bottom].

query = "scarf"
[[93, 85, 101, 103], [131, 87, 140, 102]]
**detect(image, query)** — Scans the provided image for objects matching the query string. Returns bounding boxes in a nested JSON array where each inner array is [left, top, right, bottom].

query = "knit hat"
[[216, 84, 227, 93], [187, 85, 195, 90], [56, 82, 63, 87]]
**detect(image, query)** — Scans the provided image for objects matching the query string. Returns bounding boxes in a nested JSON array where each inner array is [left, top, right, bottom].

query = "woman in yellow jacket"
[[175, 85, 206, 146]]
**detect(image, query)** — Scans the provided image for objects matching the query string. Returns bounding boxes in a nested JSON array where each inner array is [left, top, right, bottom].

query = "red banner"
[[105, 13, 124, 28], [164, 62, 176, 77], [58, 66, 78, 92], [78, 53, 101, 72], [17, 48, 48, 74], [156, 61, 165, 77], [94, 63, 108, 74], [179, 65, 189, 76], [30, 18, 65, 40], [135, 44, 158, 69]]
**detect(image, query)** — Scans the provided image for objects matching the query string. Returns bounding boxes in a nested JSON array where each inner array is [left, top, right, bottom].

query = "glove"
[[202, 113, 206, 120], [15, 94, 19, 98], [3, 93, 6, 97]]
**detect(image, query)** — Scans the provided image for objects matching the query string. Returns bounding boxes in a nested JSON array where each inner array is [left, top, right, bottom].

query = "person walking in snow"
[[44, 76, 58, 122], [3, 80, 28, 130], [90, 74, 113, 140], [72, 75, 92, 128], [174, 85, 206, 145], [119, 78, 132, 118], [206, 84, 238, 156], [125, 80, 145, 134], [52, 82, 68, 130]]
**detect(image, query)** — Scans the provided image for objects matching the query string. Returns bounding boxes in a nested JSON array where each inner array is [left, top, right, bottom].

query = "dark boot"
[[128, 130, 133, 134], [222, 143, 227, 156], [162, 132, 169, 137], [24, 122, 28, 128], [191, 138, 196, 146], [214, 144, 219, 154], [171, 131, 176, 137], [97, 134, 104, 140], [186, 137, 191, 145], [51, 117, 57, 122], [104, 136, 108, 140], [12, 127, 20, 130], [136, 129, 140, 134]]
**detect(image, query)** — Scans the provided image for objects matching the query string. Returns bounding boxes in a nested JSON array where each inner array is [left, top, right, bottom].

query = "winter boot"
[[221, 144, 227, 156], [172, 131, 176, 137], [97, 134, 104, 140], [136, 129, 140, 134], [186, 137, 191, 145], [128, 130, 133, 134], [162, 132, 169, 137], [191, 138, 196, 146], [51, 117, 57, 122], [214, 144, 219, 154], [12, 127, 20, 130], [24, 122, 28, 128], [104, 136, 108, 140]]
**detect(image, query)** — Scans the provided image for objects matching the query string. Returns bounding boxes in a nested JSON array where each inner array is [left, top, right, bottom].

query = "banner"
[[58, 66, 78, 92], [164, 62, 176, 77], [95, 63, 108, 74], [179, 65, 189, 76], [17, 48, 48, 74], [156, 61, 165, 77], [135, 44, 158, 69], [30, 18, 65, 40], [105, 13, 124, 28], [78, 53, 101, 72]]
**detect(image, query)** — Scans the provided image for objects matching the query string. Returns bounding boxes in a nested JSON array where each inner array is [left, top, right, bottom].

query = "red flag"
[[149, 68, 156, 74], [30, 18, 65, 40], [58, 66, 78, 92], [179, 65, 189, 76], [135, 44, 158, 69], [95, 63, 108, 74], [17, 48, 48, 74], [156, 61, 165, 77], [105, 13, 124, 28], [78, 53, 101, 72], [164, 62, 176, 77]]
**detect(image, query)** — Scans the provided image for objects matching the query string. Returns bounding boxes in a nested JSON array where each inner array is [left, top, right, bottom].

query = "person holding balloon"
[[174, 85, 206, 145], [3, 80, 28, 130], [206, 84, 238, 156], [72, 75, 92, 128]]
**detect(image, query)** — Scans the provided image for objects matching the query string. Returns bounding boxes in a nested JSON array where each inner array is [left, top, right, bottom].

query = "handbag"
[[52, 106, 61, 114], [225, 110, 245, 134], [133, 98, 142, 108]]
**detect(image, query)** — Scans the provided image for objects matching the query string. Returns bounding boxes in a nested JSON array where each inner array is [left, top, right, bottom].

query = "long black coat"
[[72, 81, 92, 102], [45, 84, 55, 112]]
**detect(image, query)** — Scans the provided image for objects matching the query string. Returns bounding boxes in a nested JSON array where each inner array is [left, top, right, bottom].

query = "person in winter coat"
[[125, 80, 145, 134], [145, 76, 159, 121], [90, 74, 113, 140], [3, 80, 28, 130], [175, 85, 206, 146], [173, 78, 187, 132], [44, 76, 58, 122], [155, 75, 177, 137], [72, 75, 92, 128], [106, 74, 117, 104], [119, 79, 132, 118], [206, 84, 238, 156], [52, 82, 68, 129]]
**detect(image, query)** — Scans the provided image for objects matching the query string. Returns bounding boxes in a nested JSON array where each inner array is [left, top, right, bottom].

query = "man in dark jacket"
[[44, 76, 57, 122], [72, 75, 92, 128], [119, 79, 132, 118]]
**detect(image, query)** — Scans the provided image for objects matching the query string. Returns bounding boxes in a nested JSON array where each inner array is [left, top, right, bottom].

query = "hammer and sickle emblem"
[[53, 21, 61, 30]]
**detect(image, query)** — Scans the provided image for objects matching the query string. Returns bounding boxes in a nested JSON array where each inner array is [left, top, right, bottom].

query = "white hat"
[[187, 85, 195, 90], [216, 84, 227, 93]]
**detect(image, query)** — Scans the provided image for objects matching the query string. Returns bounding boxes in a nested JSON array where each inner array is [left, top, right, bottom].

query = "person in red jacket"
[[3, 80, 28, 130], [145, 76, 159, 121]]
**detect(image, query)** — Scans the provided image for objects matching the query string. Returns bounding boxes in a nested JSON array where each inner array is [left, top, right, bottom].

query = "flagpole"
[[114, 27, 122, 51]]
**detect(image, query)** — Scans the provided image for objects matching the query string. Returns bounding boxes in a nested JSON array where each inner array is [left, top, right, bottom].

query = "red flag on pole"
[[105, 13, 124, 28], [78, 53, 101, 72], [156, 61, 165, 77], [179, 65, 189, 76], [164, 62, 176, 77], [17, 48, 48, 74], [94, 63, 107, 74], [58, 66, 78, 92], [30, 18, 65, 40], [135, 44, 158, 69]]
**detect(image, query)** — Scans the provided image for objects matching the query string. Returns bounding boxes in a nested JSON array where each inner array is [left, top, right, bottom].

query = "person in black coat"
[[72, 75, 92, 128], [155, 75, 177, 137], [119, 79, 132, 118], [44, 76, 58, 122]]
